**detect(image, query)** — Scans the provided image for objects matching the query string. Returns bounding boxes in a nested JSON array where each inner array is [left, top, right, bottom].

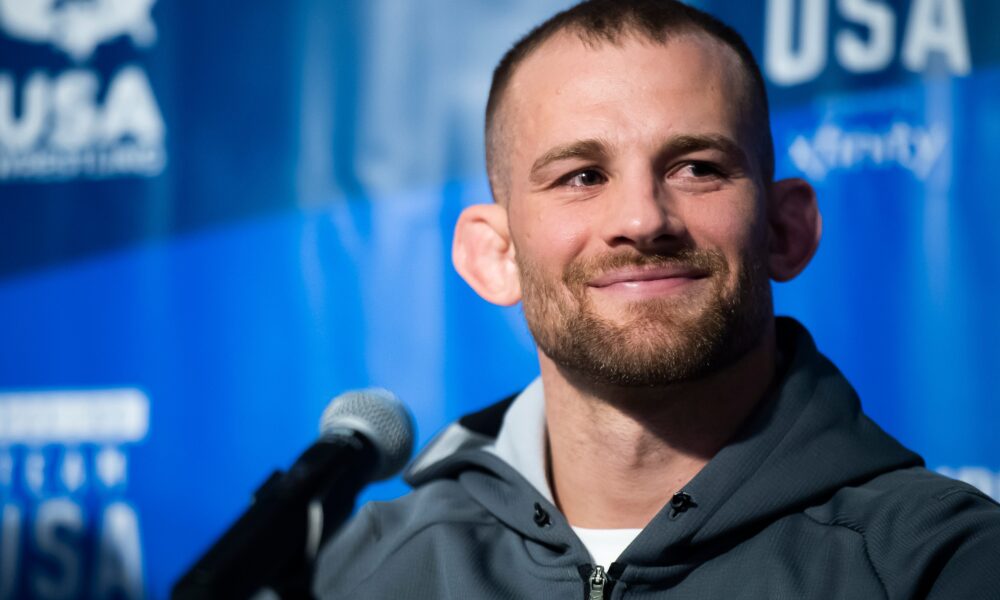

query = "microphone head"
[[319, 388, 415, 481]]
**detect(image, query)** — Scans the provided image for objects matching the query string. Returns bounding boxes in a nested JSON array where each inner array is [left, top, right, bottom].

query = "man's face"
[[501, 32, 773, 386]]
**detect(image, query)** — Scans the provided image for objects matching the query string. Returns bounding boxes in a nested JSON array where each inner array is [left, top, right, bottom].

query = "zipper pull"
[[588, 565, 606, 600]]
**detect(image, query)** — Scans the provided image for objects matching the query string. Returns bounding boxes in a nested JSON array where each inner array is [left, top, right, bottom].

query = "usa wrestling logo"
[[0, 0, 166, 182], [0, 388, 149, 600]]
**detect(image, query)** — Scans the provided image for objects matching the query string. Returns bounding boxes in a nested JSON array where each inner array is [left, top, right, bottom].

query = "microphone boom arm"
[[171, 432, 378, 599]]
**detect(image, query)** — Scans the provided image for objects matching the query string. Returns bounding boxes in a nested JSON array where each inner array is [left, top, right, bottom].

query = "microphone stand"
[[171, 432, 377, 599]]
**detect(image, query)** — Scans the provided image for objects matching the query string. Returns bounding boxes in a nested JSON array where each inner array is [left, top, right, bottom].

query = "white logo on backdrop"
[[0, 0, 157, 62], [788, 121, 947, 181], [765, 0, 971, 87], [0, 388, 148, 599], [0, 0, 165, 182]]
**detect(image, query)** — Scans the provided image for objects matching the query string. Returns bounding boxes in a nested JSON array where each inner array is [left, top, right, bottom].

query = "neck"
[[542, 322, 777, 528]]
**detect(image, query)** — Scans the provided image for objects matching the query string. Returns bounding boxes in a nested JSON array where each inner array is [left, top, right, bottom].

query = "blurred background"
[[1, 0, 997, 597]]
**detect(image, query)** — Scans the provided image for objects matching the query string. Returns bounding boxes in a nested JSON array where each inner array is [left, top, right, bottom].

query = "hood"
[[403, 317, 923, 572]]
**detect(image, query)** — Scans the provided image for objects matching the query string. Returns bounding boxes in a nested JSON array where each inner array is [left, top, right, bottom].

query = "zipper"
[[587, 565, 606, 600]]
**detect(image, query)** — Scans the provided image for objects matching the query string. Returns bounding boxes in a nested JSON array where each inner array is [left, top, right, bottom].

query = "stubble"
[[517, 247, 771, 387]]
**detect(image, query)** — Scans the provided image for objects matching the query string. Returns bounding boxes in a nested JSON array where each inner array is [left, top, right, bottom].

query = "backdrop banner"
[[1, 0, 997, 597]]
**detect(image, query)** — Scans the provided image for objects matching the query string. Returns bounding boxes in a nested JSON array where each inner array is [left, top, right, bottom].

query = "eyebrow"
[[527, 133, 748, 184], [529, 138, 612, 184], [666, 134, 746, 163]]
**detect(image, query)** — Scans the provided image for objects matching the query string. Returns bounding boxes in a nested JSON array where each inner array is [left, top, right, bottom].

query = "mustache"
[[564, 248, 727, 287]]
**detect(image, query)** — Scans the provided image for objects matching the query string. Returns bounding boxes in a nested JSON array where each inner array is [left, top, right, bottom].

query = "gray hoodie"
[[313, 319, 1000, 599]]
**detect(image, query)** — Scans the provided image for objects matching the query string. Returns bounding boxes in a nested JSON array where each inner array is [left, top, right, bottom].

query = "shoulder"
[[806, 466, 1000, 597], [368, 478, 494, 530], [808, 466, 1000, 530], [312, 480, 496, 597]]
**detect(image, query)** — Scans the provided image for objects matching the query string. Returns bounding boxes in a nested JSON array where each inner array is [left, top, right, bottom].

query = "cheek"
[[512, 202, 593, 275], [684, 199, 767, 265]]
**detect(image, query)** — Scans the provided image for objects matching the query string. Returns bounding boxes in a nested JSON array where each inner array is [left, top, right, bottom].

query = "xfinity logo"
[[0, 0, 156, 62], [787, 121, 947, 180]]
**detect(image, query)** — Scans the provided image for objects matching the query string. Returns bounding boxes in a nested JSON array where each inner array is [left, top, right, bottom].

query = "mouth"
[[587, 265, 710, 297]]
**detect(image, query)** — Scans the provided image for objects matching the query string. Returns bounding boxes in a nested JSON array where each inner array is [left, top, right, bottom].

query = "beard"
[[517, 246, 772, 387]]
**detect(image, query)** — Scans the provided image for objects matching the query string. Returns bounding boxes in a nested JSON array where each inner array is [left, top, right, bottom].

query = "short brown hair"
[[485, 0, 774, 201]]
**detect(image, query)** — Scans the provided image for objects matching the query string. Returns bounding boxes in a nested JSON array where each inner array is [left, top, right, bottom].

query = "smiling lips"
[[588, 265, 710, 297]]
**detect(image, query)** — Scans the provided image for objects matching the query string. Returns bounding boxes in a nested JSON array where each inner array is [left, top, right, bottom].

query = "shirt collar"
[[485, 376, 553, 503]]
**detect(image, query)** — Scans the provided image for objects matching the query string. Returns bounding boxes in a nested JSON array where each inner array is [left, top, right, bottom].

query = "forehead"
[[501, 31, 751, 163]]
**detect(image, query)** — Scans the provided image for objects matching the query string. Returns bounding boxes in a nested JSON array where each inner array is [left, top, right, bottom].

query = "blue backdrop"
[[1, 0, 997, 597]]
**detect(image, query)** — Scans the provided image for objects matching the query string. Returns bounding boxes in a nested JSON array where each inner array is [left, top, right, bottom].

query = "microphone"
[[172, 388, 415, 600]]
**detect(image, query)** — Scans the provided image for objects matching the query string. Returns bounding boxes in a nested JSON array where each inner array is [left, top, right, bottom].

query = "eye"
[[565, 169, 606, 188], [676, 161, 722, 179]]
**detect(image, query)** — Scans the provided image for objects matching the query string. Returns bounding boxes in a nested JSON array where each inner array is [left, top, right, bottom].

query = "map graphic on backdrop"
[[1, 0, 998, 597], [0, 0, 157, 62]]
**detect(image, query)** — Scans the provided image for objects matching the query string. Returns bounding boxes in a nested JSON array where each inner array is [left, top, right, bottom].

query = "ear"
[[766, 178, 822, 282], [452, 203, 521, 306]]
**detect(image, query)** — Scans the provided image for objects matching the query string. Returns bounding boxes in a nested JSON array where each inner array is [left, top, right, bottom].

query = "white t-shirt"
[[487, 378, 642, 566], [572, 526, 643, 567]]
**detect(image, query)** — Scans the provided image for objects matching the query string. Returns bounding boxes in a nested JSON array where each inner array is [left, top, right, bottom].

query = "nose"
[[600, 170, 686, 251]]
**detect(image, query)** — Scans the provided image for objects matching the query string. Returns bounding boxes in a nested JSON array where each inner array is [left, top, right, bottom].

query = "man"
[[314, 1, 1000, 597]]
